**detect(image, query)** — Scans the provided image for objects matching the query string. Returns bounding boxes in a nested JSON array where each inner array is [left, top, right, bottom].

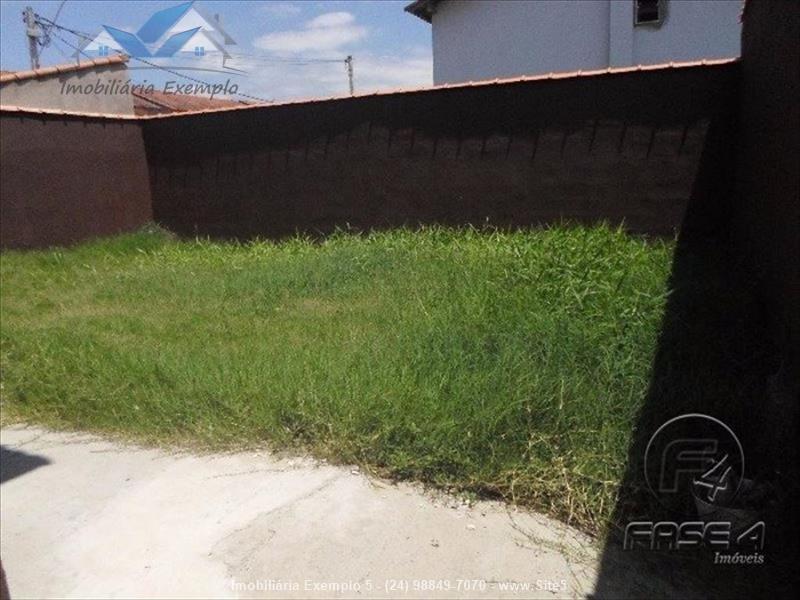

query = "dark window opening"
[[635, 0, 663, 25]]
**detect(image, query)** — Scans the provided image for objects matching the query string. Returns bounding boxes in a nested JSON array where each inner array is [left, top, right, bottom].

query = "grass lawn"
[[0, 225, 674, 534]]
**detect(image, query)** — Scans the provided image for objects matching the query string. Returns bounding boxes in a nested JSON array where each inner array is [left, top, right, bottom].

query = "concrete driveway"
[[1, 426, 605, 599]]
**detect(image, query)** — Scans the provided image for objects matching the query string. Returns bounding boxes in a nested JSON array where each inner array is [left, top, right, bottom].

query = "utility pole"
[[345, 55, 354, 96], [23, 6, 41, 70]]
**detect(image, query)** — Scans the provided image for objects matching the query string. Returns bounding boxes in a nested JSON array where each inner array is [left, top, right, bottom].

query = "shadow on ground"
[[590, 125, 799, 597], [0, 445, 50, 485]]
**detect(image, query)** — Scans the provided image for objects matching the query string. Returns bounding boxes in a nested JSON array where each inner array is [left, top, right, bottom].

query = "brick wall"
[[0, 113, 152, 249], [0, 62, 739, 249], [142, 62, 739, 239]]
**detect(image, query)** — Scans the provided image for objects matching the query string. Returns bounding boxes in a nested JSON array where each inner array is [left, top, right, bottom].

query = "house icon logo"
[[77, 1, 236, 62]]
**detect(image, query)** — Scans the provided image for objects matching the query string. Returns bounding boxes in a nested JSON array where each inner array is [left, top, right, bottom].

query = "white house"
[[77, 1, 235, 61], [405, 0, 743, 85], [153, 27, 228, 59], [79, 26, 150, 58], [137, 1, 235, 58]]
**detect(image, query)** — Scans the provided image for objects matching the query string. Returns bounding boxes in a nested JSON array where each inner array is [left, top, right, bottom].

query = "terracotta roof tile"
[[132, 89, 250, 115], [0, 105, 140, 119], [0, 55, 129, 85], [0, 57, 739, 121]]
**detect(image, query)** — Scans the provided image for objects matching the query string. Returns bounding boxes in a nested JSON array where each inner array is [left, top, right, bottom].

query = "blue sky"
[[0, 1, 433, 100]]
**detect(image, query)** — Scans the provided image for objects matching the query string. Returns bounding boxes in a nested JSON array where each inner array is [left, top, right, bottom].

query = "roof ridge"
[[137, 1, 196, 44], [0, 55, 129, 84]]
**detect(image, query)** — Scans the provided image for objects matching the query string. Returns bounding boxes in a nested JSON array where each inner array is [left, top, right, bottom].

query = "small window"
[[98, 45, 109, 57], [635, 0, 663, 26], [194, 46, 205, 57]]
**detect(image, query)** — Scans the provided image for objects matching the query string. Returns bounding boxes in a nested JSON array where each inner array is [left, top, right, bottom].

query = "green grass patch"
[[0, 224, 674, 533]]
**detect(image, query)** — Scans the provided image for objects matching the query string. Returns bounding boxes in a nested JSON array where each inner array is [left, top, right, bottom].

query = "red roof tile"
[[0, 57, 739, 121], [0, 55, 129, 85], [132, 89, 250, 115]]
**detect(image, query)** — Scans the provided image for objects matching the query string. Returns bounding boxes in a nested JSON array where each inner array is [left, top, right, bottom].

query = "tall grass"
[[0, 224, 674, 533]]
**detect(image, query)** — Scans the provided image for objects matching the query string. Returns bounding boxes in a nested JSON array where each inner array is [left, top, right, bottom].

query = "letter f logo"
[[659, 438, 718, 494]]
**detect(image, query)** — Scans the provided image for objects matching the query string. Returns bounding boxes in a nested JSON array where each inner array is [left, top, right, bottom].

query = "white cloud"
[[306, 12, 354, 28], [253, 11, 367, 54], [348, 53, 433, 91], [260, 3, 302, 18], [237, 11, 431, 101], [228, 47, 433, 102]]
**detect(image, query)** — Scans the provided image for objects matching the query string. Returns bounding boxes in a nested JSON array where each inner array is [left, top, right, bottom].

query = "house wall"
[[142, 62, 738, 240], [174, 30, 224, 58], [432, 0, 611, 84], [80, 29, 128, 58], [431, 0, 741, 84], [0, 62, 135, 115], [0, 113, 152, 248], [628, 0, 741, 65], [162, 9, 217, 43]]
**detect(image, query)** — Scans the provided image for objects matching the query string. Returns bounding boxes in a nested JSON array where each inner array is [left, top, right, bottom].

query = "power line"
[[42, 20, 274, 105], [227, 52, 344, 65], [36, 1, 67, 52], [36, 14, 354, 89], [35, 14, 95, 44], [125, 53, 273, 104], [20, 3, 67, 70], [51, 1, 67, 25], [47, 29, 93, 60], [227, 52, 355, 94], [34, 11, 93, 65], [29, 14, 356, 100], [49, 36, 72, 60]]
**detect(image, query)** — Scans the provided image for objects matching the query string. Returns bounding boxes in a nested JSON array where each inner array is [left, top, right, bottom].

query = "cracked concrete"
[[1, 426, 601, 599]]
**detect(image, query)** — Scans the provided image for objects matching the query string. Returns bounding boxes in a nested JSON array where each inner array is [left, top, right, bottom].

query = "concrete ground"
[[1, 426, 616, 599]]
